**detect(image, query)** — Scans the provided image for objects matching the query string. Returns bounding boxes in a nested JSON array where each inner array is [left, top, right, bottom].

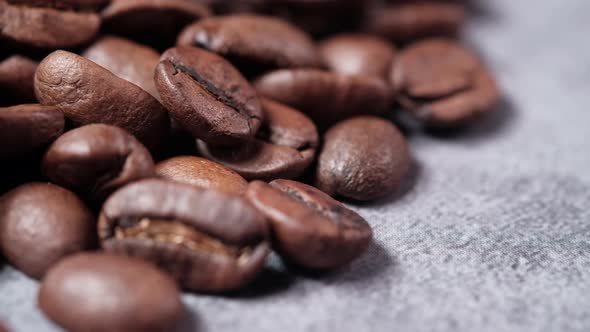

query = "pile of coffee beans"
[[0, 0, 501, 330]]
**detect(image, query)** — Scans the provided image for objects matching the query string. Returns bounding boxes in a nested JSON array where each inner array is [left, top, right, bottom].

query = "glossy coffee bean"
[[0, 183, 95, 279], [34, 50, 169, 151], [83, 36, 161, 99], [39, 253, 184, 332], [391, 39, 500, 127], [7, 0, 109, 11], [42, 124, 155, 202], [254, 69, 391, 128], [246, 180, 373, 269], [98, 179, 269, 291], [0, 104, 64, 159], [155, 156, 248, 195], [319, 33, 396, 81], [316, 116, 410, 201], [365, 2, 465, 43], [198, 98, 318, 181], [155, 46, 263, 146], [102, 0, 210, 49], [177, 14, 320, 75], [0, 1, 100, 49], [0, 55, 38, 106]]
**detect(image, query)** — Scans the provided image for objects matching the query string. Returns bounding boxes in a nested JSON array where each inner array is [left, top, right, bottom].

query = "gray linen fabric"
[[2, 1, 590, 331]]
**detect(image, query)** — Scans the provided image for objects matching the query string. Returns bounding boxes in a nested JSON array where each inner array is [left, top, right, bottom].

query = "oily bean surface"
[[39, 253, 184, 332], [246, 179, 373, 269], [0, 55, 38, 106], [316, 116, 411, 201], [0, 183, 95, 279]]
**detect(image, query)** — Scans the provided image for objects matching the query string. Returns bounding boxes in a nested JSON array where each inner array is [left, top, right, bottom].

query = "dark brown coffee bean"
[[42, 124, 155, 202], [246, 179, 372, 269], [197, 98, 318, 181], [155, 156, 248, 195], [0, 183, 95, 279], [83, 36, 161, 99], [254, 69, 391, 128], [39, 253, 184, 332], [34, 50, 169, 151], [98, 179, 269, 291], [155, 46, 263, 146], [391, 38, 500, 127], [365, 2, 465, 43], [0, 55, 38, 106], [102, 0, 210, 49], [177, 15, 320, 75], [0, 104, 64, 159], [7, 0, 109, 11], [0, 1, 100, 48], [316, 116, 410, 201], [319, 33, 396, 81]]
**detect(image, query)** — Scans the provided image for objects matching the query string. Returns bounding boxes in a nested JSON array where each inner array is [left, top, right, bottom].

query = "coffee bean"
[[34, 50, 169, 151], [319, 33, 396, 81], [101, 0, 210, 49], [391, 38, 500, 127], [42, 124, 155, 202], [177, 14, 320, 75], [0, 1, 100, 49], [254, 69, 391, 128], [98, 179, 269, 291], [7, 0, 109, 11], [155, 156, 248, 195], [83, 36, 161, 99], [0, 104, 64, 159], [0, 55, 38, 106], [39, 253, 184, 332], [0, 183, 95, 279], [365, 2, 465, 43], [155, 46, 263, 146], [246, 179, 373, 269], [197, 98, 318, 181], [0, 321, 8, 332], [316, 116, 410, 201]]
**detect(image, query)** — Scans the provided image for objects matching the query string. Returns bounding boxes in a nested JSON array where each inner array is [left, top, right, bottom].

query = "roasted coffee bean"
[[197, 98, 318, 181], [0, 183, 95, 279], [254, 68, 391, 128], [365, 2, 465, 43], [177, 14, 320, 75], [319, 33, 396, 81], [155, 46, 263, 146], [0, 55, 38, 106], [155, 156, 248, 195], [391, 38, 500, 127], [83, 36, 161, 99], [39, 253, 184, 332], [34, 50, 169, 151], [246, 179, 372, 269], [316, 116, 410, 201], [42, 124, 154, 202], [98, 179, 269, 291], [0, 321, 8, 332], [7, 0, 109, 11], [0, 104, 64, 159], [101, 0, 210, 49], [0, 1, 100, 49]]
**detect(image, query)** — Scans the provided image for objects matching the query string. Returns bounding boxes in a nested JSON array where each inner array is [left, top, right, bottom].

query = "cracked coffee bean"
[[316, 116, 411, 201], [155, 156, 248, 195], [0, 104, 64, 160], [197, 98, 318, 181], [177, 14, 320, 76], [0, 183, 95, 279], [42, 124, 155, 202], [246, 179, 373, 269], [98, 179, 270, 291], [155, 46, 263, 146], [254, 68, 391, 128], [34, 50, 170, 151], [391, 38, 500, 127], [39, 253, 184, 332], [0, 54, 38, 106]]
